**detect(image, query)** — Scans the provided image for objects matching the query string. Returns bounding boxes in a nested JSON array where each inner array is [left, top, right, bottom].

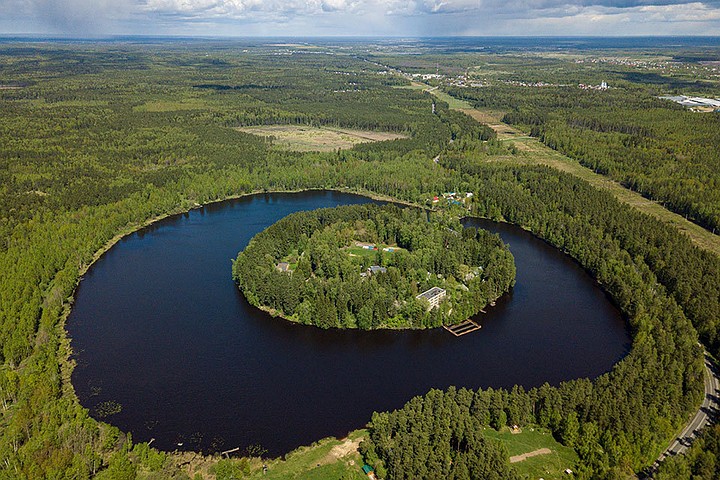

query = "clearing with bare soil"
[[509, 447, 552, 463], [237, 125, 407, 152]]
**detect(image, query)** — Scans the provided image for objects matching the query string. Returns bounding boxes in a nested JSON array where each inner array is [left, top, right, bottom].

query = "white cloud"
[[0, 0, 719, 35]]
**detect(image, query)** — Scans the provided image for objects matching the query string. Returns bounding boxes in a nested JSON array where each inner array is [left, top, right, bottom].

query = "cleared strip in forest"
[[509, 448, 552, 463], [449, 103, 720, 257]]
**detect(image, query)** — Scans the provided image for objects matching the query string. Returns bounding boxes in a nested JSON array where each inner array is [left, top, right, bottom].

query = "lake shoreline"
[[67, 189, 629, 456]]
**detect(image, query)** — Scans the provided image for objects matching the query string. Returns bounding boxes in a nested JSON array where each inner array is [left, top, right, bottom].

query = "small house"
[[276, 262, 290, 272], [368, 265, 387, 275], [362, 465, 378, 480]]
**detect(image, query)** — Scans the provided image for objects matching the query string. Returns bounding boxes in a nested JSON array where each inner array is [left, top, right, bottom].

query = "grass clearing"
[[394, 83, 428, 91], [429, 88, 474, 109], [345, 243, 403, 261], [237, 125, 407, 152], [397, 82, 474, 109], [242, 427, 574, 480], [346, 245, 379, 260], [482, 426, 577, 479], [244, 430, 368, 480]]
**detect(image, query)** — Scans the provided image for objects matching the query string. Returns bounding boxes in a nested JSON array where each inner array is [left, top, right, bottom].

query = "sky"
[[0, 0, 719, 37]]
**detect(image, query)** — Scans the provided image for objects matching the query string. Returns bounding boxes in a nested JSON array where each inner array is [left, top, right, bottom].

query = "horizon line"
[[2, 33, 720, 40]]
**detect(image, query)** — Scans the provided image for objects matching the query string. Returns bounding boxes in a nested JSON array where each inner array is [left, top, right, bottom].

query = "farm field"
[[236, 125, 407, 151]]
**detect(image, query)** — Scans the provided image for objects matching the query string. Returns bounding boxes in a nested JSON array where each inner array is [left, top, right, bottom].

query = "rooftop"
[[417, 286, 446, 301]]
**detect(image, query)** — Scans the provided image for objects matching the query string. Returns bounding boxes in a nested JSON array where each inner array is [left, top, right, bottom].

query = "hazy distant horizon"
[[2, 34, 720, 38], [1, 0, 719, 38]]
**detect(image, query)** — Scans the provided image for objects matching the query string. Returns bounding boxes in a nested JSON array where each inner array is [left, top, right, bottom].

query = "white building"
[[416, 287, 446, 310]]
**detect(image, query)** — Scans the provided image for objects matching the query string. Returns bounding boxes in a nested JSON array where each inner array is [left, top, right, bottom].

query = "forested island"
[[233, 204, 515, 329]]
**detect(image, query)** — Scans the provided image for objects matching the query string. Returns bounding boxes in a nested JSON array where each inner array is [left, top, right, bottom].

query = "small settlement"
[[432, 191, 473, 207], [275, 240, 488, 337], [355, 242, 378, 250]]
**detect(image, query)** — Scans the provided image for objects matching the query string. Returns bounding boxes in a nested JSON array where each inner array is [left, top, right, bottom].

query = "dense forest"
[[0, 41, 718, 479], [233, 204, 515, 329], [361, 388, 520, 479]]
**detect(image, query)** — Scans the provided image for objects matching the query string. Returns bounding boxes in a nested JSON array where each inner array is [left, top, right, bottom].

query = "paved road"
[[654, 352, 719, 469]]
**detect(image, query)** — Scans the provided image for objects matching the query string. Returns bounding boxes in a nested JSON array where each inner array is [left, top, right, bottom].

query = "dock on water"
[[443, 319, 481, 336]]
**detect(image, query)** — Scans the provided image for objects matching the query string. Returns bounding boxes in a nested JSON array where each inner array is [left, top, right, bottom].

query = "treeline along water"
[[68, 191, 629, 456]]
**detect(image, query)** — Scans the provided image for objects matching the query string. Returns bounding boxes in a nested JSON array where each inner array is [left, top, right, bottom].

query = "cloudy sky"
[[1, 0, 719, 36]]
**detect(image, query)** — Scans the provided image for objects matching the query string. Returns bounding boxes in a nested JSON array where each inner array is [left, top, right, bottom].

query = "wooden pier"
[[443, 319, 481, 336], [221, 447, 240, 458]]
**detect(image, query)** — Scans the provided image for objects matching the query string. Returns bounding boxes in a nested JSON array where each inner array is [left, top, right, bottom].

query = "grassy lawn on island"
[[345, 243, 404, 261], [279, 243, 403, 269], [245, 430, 369, 480], [236, 125, 407, 152], [482, 426, 578, 480]]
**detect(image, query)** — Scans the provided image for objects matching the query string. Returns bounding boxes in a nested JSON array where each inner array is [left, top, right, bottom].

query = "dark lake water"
[[68, 190, 630, 456]]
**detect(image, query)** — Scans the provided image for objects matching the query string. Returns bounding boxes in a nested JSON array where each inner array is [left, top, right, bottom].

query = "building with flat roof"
[[416, 286, 446, 310]]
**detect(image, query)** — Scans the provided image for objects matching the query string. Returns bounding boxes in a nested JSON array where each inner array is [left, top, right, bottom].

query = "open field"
[[427, 87, 473, 109], [346, 243, 403, 260], [245, 430, 368, 480], [244, 426, 575, 480], [482, 426, 578, 479], [397, 83, 474, 109], [237, 125, 407, 151]]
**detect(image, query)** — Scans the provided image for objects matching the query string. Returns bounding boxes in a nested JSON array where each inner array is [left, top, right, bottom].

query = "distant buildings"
[[433, 191, 473, 206], [578, 81, 609, 91], [660, 95, 720, 111], [416, 287, 446, 310]]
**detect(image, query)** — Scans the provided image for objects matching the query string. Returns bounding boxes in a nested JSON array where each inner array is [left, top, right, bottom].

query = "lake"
[[68, 190, 630, 456]]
